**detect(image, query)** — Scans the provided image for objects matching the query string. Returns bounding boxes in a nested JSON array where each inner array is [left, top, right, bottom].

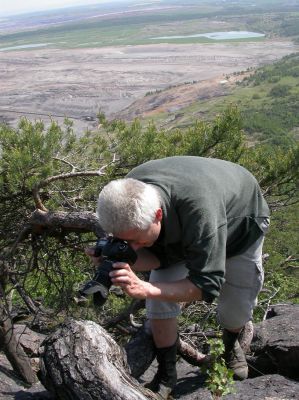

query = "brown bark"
[[28, 209, 104, 236], [0, 318, 37, 384], [0, 292, 37, 385], [39, 319, 159, 400], [178, 338, 210, 367]]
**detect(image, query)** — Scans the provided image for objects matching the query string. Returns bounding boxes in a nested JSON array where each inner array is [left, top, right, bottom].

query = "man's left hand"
[[109, 262, 150, 299]]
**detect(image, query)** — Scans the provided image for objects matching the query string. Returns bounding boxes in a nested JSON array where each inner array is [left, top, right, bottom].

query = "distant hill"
[[118, 53, 299, 147]]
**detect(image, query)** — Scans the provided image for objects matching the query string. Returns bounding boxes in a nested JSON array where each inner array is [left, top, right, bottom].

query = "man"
[[95, 156, 269, 399]]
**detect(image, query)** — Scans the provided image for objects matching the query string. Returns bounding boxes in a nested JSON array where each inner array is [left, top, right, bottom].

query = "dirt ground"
[[0, 40, 298, 132]]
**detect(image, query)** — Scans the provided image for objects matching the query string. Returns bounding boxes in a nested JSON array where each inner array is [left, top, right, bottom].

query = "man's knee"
[[146, 298, 181, 320], [217, 236, 265, 330], [146, 261, 188, 319], [217, 298, 252, 330]]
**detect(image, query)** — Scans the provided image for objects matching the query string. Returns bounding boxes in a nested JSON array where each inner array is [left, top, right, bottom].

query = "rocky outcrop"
[[225, 374, 299, 400], [0, 303, 298, 399], [248, 303, 299, 379]]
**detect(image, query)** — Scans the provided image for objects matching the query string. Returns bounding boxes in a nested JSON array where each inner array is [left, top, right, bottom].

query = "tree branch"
[[28, 209, 104, 236], [32, 169, 107, 211]]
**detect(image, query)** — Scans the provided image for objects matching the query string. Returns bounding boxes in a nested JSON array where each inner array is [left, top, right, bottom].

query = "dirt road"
[[0, 40, 298, 132]]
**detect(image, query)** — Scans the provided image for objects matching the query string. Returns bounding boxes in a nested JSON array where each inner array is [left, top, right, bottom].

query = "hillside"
[[1, 0, 299, 133], [117, 52, 299, 146]]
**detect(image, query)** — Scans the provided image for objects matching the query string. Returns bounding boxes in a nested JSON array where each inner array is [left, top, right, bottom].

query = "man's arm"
[[110, 262, 203, 302], [146, 278, 203, 302]]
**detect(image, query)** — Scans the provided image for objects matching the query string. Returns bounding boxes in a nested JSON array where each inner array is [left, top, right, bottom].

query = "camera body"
[[79, 237, 137, 307]]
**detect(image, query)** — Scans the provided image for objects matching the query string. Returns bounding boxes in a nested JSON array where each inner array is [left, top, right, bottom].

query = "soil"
[[1, 40, 298, 132]]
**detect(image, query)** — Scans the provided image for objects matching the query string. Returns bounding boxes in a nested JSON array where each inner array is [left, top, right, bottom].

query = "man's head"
[[97, 178, 162, 249]]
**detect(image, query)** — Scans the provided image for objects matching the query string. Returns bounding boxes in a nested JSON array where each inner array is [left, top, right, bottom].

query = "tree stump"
[[39, 319, 158, 400]]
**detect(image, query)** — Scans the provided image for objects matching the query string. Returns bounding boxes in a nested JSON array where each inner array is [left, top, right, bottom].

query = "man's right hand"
[[84, 247, 101, 266]]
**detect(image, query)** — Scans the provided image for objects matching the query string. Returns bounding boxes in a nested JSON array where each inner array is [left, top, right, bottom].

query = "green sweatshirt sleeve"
[[185, 225, 227, 303]]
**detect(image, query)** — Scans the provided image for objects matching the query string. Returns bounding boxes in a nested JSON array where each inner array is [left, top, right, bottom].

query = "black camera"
[[79, 237, 137, 307]]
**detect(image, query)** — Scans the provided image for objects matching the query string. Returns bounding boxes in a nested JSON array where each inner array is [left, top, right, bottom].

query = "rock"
[[141, 358, 213, 400], [224, 374, 299, 400], [0, 352, 52, 400], [1, 303, 299, 399], [125, 323, 155, 378], [249, 303, 299, 379], [14, 325, 46, 357]]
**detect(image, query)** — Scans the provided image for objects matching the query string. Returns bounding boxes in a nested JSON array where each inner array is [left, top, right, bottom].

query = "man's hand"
[[110, 262, 150, 299], [84, 247, 101, 267], [110, 263, 203, 303]]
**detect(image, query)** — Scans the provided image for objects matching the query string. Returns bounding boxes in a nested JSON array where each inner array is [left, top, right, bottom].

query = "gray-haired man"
[[94, 156, 270, 399]]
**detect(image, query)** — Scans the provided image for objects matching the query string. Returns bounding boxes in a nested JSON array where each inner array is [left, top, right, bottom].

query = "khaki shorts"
[[146, 219, 269, 330]]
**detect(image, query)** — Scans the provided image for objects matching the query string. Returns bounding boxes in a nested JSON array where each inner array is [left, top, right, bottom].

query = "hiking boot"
[[145, 340, 177, 399], [155, 384, 173, 400], [238, 321, 254, 354], [145, 372, 161, 392], [222, 329, 248, 380]]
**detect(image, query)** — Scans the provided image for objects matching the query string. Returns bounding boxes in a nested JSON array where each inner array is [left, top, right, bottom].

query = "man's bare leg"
[[150, 318, 178, 348]]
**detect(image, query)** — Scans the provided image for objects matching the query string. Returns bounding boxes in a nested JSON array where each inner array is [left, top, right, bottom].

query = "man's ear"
[[155, 208, 163, 221]]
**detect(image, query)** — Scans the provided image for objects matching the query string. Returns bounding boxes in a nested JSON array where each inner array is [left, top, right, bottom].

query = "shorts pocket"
[[254, 260, 264, 291]]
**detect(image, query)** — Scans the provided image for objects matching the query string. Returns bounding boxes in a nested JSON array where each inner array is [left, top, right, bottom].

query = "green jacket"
[[127, 156, 269, 302]]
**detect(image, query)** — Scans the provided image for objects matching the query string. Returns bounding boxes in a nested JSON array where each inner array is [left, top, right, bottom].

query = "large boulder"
[[224, 374, 299, 400], [249, 303, 299, 380]]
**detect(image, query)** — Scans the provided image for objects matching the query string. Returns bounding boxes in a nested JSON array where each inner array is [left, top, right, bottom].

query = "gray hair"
[[96, 178, 161, 235]]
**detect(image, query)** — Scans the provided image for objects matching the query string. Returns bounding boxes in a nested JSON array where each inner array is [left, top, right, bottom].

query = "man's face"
[[116, 208, 162, 251]]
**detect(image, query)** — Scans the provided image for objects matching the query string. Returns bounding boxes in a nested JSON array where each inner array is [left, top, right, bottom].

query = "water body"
[[0, 43, 52, 52], [152, 31, 265, 40]]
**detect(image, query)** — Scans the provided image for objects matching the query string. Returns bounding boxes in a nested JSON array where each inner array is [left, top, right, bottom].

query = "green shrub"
[[204, 338, 235, 399], [269, 84, 291, 98]]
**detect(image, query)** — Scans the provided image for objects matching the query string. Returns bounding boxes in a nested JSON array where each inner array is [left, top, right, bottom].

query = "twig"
[[262, 287, 281, 320], [32, 169, 107, 211], [104, 299, 145, 329]]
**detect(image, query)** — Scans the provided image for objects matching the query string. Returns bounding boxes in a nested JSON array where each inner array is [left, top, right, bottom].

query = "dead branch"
[[104, 299, 145, 329], [32, 169, 107, 211], [178, 337, 210, 366], [0, 282, 37, 384], [28, 209, 104, 237], [9, 276, 42, 315], [280, 255, 299, 268]]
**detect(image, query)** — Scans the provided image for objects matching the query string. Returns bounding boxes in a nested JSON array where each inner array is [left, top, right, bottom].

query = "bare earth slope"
[[1, 40, 298, 132]]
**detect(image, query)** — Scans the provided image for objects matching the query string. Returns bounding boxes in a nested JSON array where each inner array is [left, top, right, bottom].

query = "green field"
[[1, 0, 299, 51]]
